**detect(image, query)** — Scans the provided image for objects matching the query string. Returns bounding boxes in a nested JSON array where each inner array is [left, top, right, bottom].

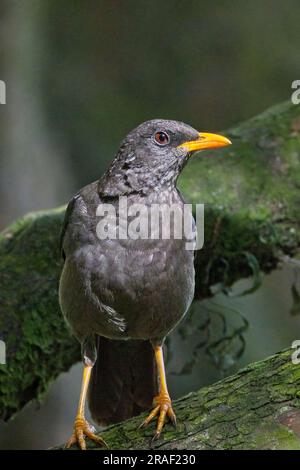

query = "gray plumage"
[[59, 119, 197, 424]]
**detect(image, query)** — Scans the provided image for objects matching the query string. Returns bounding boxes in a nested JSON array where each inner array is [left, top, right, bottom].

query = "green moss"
[[179, 102, 300, 299], [247, 421, 300, 450], [53, 349, 300, 450], [0, 209, 80, 420]]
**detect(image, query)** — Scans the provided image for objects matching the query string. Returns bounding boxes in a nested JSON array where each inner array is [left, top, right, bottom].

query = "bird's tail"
[[88, 336, 158, 426]]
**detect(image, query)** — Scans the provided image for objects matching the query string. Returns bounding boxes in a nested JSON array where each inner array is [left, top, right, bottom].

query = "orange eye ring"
[[154, 131, 170, 146]]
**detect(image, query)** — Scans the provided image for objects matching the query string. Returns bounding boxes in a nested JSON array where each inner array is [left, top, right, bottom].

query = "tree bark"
[[1, 100, 300, 422], [56, 349, 300, 450]]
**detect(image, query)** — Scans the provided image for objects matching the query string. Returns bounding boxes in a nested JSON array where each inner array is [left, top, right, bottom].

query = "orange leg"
[[140, 345, 176, 439], [65, 364, 107, 450]]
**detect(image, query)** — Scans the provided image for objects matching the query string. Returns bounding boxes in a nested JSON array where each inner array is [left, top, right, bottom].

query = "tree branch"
[[57, 349, 300, 450], [1, 100, 300, 422]]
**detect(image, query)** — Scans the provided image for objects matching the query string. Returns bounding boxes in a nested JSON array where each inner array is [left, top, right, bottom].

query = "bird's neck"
[[98, 159, 180, 198]]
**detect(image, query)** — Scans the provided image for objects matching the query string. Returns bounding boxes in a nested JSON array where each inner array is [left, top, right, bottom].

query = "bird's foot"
[[65, 416, 108, 450], [140, 392, 176, 440]]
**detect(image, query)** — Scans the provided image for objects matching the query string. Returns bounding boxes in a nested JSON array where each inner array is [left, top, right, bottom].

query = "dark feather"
[[88, 337, 158, 425]]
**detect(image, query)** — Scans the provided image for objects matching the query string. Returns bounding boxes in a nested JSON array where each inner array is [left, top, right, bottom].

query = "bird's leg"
[[140, 344, 176, 439], [65, 364, 107, 450]]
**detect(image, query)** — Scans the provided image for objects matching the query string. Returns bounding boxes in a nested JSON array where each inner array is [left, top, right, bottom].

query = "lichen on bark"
[[58, 349, 300, 450]]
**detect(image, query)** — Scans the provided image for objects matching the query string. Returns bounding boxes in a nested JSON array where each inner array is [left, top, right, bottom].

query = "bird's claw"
[[65, 416, 108, 450], [140, 393, 176, 439]]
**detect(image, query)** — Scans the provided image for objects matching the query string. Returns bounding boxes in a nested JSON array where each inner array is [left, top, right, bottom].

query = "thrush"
[[59, 119, 231, 449]]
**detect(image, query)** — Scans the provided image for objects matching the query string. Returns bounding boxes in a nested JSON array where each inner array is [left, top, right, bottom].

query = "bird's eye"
[[154, 131, 170, 146]]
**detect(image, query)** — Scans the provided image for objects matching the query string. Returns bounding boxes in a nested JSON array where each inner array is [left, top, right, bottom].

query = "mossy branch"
[[1, 100, 300, 422], [58, 349, 300, 450]]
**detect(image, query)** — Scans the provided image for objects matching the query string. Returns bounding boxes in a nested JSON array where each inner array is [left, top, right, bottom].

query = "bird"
[[59, 119, 231, 449]]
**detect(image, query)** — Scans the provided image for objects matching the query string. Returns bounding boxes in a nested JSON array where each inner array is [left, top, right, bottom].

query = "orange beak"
[[177, 132, 232, 153]]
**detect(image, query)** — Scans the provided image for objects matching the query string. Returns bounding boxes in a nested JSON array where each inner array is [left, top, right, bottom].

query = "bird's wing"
[[60, 183, 128, 334], [60, 194, 80, 260], [60, 180, 99, 260]]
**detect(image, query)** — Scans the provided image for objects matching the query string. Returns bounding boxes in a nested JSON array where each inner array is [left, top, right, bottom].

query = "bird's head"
[[100, 119, 231, 196]]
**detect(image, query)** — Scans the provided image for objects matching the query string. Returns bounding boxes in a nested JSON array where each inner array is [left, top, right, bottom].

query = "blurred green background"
[[1, 0, 300, 228], [0, 0, 300, 449]]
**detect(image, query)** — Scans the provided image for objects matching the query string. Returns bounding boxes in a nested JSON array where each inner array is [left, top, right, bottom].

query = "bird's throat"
[[98, 164, 180, 198]]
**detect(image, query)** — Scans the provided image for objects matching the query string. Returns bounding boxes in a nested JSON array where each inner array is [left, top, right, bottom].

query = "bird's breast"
[[61, 187, 196, 341], [95, 237, 195, 340]]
